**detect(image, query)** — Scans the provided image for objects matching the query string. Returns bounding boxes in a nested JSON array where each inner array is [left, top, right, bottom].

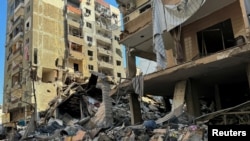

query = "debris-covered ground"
[[4, 72, 250, 141]]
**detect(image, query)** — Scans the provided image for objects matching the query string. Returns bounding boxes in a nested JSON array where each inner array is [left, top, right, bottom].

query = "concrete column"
[[186, 79, 200, 117], [172, 80, 186, 110], [129, 93, 142, 125], [214, 84, 222, 110], [126, 47, 136, 78]]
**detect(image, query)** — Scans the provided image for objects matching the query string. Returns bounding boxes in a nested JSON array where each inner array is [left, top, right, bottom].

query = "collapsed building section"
[[116, 0, 250, 125]]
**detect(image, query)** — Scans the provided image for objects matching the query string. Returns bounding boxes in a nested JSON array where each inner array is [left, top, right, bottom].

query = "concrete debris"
[[5, 72, 250, 140]]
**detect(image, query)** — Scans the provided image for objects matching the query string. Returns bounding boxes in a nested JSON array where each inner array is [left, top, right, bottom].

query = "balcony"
[[67, 5, 82, 16], [14, 0, 24, 18], [98, 61, 113, 69], [96, 32, 112, 44], [67, 19, 81, 28], [69, 49, 84, 60], [123, 8, 152, 36], [68, 35, 84, 45], [13, 16, 24, 28], [96, 22, 112, 32], [11, 47, 23, 62], [97, 47, 112, 56]]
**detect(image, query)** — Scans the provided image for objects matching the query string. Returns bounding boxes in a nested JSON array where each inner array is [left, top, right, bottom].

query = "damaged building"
[[2, 0, 125, 127], [2, 0, 250, 140], [116, 0, 250, 125]]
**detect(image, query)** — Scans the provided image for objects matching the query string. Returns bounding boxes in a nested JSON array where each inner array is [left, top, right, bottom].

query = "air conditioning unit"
[[89, 56, 93, 60]]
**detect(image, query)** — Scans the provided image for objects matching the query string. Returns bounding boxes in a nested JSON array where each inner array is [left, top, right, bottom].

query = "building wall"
[[181, 1, 246, 61], [31, 0, 65, 111]]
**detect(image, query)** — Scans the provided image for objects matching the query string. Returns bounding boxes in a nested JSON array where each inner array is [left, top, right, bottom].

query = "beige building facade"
[[3, 0, 125, 123]]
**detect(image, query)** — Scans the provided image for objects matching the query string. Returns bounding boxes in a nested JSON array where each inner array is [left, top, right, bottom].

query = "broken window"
[[197, 19, 235, 56], [71, 42, 82, 52], [42, 68, 56, 83]]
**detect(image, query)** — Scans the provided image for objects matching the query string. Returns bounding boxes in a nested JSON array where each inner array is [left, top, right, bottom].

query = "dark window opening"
[[34, 48, 38, 64], [88, 50, 93, 56], [86, 22, 92, 28], [87, 36, 93, 42], [197, 19, 235, 56], [116, 60, 121, 66], [88, 65, 94, 70], [117, 73, 121, 77], [73, 63, 79, 72], [86, 9, 91, 14]]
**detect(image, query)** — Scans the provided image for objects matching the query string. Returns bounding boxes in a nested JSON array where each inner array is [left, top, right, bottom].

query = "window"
[[86, 22, 92, 28], [88, 65, 94, 70], [34, 48, 38, 64], [112, 13, 117, 18], [197, 19, 235, 56], [114, 36, 119, 41], [87, 36, 93, 42], [73, 63, 79, 72], [87, 50, 93, 56], [117, 73, 121, 77], [116, 60, 121, 66], [86, 9, 91, 15]]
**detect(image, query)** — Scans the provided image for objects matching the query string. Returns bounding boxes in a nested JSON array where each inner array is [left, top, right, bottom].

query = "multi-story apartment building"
[[116, 0, 250, 124], [2, 0, 125, 124]]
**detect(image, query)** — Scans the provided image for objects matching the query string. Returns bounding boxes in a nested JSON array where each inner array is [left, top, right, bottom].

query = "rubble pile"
[[8, 73, 211, 141]]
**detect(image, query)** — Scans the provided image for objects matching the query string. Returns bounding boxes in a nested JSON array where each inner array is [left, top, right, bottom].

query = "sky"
[[0, 0, 7, 104], [0, 0, 157, 104]]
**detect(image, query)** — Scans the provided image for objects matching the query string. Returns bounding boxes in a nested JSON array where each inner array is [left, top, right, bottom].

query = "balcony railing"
[[97, 47, 112, 55], [12, 31, 23, 42], [98, 60, 113, 69], [14, 0, 24, 17], [96, 32, 112, 44], [69, 49, 84, 60]]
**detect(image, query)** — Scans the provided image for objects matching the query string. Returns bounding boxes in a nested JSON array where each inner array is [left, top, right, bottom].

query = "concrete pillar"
[[129, 93, 142, 125], [214, 84, 222, 110], [126, 47, 141, 125], [172, 80, 186, 110], [186, 79, 200, 117], [126, 48, 137, 78]]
